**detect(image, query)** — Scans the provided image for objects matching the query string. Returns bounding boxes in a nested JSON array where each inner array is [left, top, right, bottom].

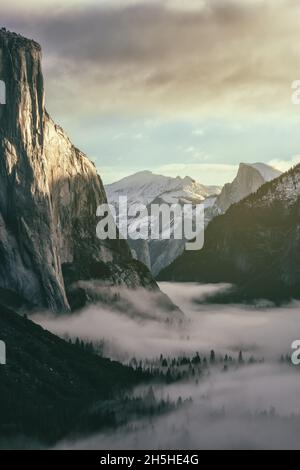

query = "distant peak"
[[237, 162, 282, 182], [134, 170, 153, 176], [238, 162, 257, 169], [183, 175, 194, 183]]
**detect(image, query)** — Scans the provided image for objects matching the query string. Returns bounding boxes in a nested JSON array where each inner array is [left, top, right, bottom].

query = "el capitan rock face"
[[0, 29, 156, 312]]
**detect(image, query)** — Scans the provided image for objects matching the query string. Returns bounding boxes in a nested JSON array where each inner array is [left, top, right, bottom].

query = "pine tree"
[[162, 358, 168, 367], [238, 350, 244, 364], [177, 396, 183, 407]]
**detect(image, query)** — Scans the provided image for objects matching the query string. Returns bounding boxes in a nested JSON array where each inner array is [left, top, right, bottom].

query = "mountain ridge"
[[106, 164, 281, 275], [106, 170, 220, 207], [106, 170, 221, 274], [158, 164, 300, 302]]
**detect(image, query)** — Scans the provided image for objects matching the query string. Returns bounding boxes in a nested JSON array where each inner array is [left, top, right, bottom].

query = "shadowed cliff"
[[0, 29, 157, 312]]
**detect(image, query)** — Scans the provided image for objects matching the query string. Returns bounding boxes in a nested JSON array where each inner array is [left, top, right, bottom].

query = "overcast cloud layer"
[[3, 0, 300, 116], [2, 0, 300, 184]]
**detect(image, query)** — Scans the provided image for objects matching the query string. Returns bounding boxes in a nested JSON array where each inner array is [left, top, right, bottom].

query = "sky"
[[2, 0, 300, 185]]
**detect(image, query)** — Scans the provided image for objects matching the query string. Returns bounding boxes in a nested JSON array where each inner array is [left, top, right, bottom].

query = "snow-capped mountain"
[[105, 165, 282, 276], [214, 162, 282, 213], [105, 171, 221, 275], [106, 170, 220, 207]]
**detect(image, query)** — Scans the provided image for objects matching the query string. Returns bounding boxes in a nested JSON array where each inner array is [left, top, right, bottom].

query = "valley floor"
[[32, 283, 300, 450]]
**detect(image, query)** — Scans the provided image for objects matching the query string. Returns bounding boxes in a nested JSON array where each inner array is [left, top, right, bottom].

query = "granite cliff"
[[0, 29, 156, 312]]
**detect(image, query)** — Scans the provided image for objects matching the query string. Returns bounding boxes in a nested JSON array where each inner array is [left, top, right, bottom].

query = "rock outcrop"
[[215, 163, 282, 213], [158, 164, 300, 303], [0, 29, 156, 312]]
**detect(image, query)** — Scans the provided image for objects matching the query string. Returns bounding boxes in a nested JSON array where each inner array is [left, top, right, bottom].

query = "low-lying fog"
[[32, 282, 300, 450], [33, 282, 300, 361], [57, 363, 300, 450]]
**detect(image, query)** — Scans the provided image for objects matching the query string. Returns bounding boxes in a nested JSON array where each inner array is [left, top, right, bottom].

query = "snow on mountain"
[[105, 170, 220, 207], [105, 171, 221, 275], [105, 164, 282, 276]]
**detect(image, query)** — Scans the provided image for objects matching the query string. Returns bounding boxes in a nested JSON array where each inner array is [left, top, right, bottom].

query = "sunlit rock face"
[[215, 163, 282, 213], [0, 29, 156, 312]]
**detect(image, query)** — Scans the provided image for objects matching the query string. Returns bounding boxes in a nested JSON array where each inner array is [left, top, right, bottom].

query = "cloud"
[[99, 162, 238, 185], [46, 281, 300, 450], [3, 0, 300, 117], [268, 155, 300, 173], [58, 363, 300, 449], [192, 128, 205, 136], [153, 163, 238, 185], [32, 282, 300, 361]]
